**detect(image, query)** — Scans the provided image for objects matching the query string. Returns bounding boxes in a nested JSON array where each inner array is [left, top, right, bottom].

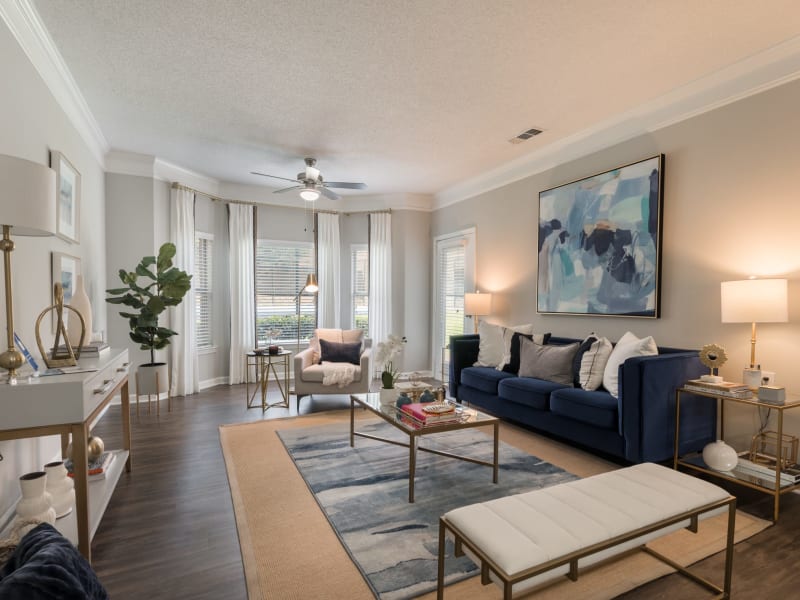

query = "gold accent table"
[[673, 386, 800, 521], [245, 350, 291, 411], [0, 348, 131, 563], [350, 393, 499, 503]]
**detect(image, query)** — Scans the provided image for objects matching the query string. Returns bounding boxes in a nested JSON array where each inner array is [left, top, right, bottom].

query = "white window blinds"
[[351, 244, 369, 331], [255, 240, 316, 345], [194, 232, 213, 348], [437, 243, 466, 349]]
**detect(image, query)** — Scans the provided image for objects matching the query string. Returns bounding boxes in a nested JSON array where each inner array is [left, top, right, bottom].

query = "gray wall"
[[432, 77, 800, 448], [0, 20, 107, 517]]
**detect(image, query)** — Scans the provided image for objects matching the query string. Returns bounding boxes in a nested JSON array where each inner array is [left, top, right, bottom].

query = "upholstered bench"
[[437, 463, 736, 599]]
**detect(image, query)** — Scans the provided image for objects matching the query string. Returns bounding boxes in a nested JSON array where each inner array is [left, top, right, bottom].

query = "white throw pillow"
[[496, 324, 535, 371], [578, 336, 613, 391], [602, 331, 658, 398], [474, 321, 504, 367]]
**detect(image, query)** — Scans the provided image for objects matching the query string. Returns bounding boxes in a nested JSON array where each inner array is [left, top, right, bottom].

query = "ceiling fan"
[[251, 157, 366, 201]]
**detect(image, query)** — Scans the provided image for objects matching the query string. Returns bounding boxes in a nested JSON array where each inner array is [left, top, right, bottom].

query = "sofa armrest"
[[294, 347, 315, 382], [449, 334, 480, 401], [619, 352, 714, 463], [359, 345, 372, 379]]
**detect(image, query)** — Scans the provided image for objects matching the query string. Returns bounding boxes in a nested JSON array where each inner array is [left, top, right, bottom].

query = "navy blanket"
[[0, 523, 108, 599]]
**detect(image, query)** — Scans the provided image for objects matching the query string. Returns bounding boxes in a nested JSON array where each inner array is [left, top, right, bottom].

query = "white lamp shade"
[[720, 279, 788, 323], [0, 154, 56, 236], [464, 292, 492, 316]]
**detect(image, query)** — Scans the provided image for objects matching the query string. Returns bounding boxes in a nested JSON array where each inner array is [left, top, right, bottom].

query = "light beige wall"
[[432, 78, 800, 448]]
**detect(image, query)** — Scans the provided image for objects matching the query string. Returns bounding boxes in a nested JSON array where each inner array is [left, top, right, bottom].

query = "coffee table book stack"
[[399, 402, 463, 426], [683, 379, 752, 399]]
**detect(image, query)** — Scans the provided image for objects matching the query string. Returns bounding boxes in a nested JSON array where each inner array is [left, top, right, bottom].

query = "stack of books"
[[400, 402, 462, 426], [65, 451, 115, 481], [683, 379, 752, 399], [56, 340, 110, 357], [735, 455, 800, 487]]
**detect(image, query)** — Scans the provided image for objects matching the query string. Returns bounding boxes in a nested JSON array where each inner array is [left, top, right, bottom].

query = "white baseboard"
[[200, 376, 229, 390]]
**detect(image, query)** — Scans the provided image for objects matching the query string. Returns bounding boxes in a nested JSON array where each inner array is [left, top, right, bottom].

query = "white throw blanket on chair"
[[321, 362, 358, 388]]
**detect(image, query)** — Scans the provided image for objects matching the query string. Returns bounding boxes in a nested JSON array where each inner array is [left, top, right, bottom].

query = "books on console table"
[[734, 455, 800, 486], [400, 402, 462, 425], [56, 341, 110, 356], [684, 379, 752, 399], [65, 451, 115, 480]]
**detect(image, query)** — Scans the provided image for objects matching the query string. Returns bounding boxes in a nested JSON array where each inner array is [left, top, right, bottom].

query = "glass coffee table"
[[350, 393, 500, 503]]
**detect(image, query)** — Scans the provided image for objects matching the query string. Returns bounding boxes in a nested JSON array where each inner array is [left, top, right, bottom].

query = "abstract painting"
[[51, 150, 80, 243], [537, 155, 664, 317]]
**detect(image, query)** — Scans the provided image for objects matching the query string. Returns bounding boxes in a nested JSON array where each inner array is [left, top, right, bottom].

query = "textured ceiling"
[[30, 0, 800, 198]]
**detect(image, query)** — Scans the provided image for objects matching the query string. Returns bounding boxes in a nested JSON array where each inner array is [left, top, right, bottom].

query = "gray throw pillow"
[[518, 338, 580, 385]]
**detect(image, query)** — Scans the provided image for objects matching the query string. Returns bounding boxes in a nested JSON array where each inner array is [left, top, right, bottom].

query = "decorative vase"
[[395, 392, 412, 408], [15, 471, 56, 527], [44, 460, 75, 518], [67, 274, 92, 348], [379, 388, 397, 407], [702, 440, 738, 471], [66, 434, 104, 463]]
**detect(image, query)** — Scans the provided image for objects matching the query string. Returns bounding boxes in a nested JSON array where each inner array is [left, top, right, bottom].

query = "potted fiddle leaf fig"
[[106, 243, 192, 395]]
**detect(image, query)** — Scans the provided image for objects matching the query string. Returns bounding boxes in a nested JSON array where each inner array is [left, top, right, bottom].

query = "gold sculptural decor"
[[35, 282, 85, 368], [698, 343, 727, 383]]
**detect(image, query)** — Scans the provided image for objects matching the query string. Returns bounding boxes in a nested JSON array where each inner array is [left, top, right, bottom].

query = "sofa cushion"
[[497, 325, 534, 371], [461, 366, 515, 395], [550, 388, 618, 430], [474, 321, 505, 367], [501, 331, 551, 374], [577, 336, 613, 390], [498, 377, 568, 410], [301, 363, 362, 383], [603, 331, 658, 398], [518, 338, 579, 385], [319, 339, 361, 365], [309, 328, 364, 363]]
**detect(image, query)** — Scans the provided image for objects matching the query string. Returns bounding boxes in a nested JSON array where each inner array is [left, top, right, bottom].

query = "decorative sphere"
[[87, 436, 105, 462], [702, 440, 738, 471]]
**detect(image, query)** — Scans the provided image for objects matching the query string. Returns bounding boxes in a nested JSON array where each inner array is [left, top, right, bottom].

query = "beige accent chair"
[[293, 328, 372, 410]]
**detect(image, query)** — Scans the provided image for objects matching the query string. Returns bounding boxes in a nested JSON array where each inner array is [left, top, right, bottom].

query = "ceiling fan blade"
[[251, 171, 302, 184], [324, 182, 367, 190], [273, 185, 302, 194], [319, 186, 340, 201]]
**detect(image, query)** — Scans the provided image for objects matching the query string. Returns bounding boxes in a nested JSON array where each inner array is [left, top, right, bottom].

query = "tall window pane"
[[351, 244, 368, 331], [194, 232, 213, 348], [255, 240, 316, 346]]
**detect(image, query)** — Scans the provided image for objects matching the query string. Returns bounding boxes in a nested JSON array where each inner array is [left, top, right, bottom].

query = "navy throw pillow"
[[319, 339, 361, 365], [502, 332, 552, 374]]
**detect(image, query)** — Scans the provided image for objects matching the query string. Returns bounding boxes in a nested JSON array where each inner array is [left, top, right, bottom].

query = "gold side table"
[[245, 350, 291, 411]]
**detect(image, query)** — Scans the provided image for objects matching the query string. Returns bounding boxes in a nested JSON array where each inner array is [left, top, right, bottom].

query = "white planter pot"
[[379, 388, 397, 407], [67, 274, 92, 347], [137, 363, 169, 395], [15, 471, 56, 533], [44, 460, 75, 519], [702, 440, 738, 471]]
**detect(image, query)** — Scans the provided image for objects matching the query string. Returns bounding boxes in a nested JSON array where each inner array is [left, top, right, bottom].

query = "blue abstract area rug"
[[277, 419, 578, 599]]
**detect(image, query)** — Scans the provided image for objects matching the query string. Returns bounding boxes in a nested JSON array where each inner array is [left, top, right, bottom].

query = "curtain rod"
[[172, 182, 392, 214]]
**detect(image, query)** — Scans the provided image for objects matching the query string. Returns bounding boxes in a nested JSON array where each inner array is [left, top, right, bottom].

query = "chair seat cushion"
[[301, 364, 362, 383], [550, 388, 618, 430], [497, 377, 568, 410], [460, 367, 515, 395]]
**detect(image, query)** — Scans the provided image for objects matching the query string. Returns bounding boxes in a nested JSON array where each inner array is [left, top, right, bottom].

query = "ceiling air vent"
[[509, 127, 543, 144]]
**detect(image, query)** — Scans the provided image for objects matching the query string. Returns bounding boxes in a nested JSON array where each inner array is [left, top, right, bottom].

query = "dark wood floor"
[[90, 385, 800, 599]]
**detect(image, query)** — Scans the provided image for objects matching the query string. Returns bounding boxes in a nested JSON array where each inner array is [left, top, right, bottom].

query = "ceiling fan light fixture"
[[300, 188, 320, 201]]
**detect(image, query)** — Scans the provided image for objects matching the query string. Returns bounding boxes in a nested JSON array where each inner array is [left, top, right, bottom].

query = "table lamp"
[[721, 278, 788, 388], [464, 291, 492, 334], [0, 154, 56, 383]]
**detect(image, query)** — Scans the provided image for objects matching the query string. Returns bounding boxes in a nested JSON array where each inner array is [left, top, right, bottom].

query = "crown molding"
[[434, 35, 800, 210], [0, 0, 109, 166]]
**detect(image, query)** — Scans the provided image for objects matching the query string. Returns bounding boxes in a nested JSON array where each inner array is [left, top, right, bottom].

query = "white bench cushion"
[[444, 463, 729, 587]]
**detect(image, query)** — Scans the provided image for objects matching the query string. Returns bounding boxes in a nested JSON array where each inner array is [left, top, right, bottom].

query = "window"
[[255, 240, 316, 346], [432, 229, 475, 378], [194, 232, 213, 348], [351, 244, 368, 331]]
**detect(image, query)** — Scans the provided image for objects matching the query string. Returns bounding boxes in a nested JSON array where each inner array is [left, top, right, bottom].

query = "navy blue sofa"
[[449, 334, 716, 463]]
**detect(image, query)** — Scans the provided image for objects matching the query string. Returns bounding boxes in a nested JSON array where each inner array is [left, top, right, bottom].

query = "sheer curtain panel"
[[316, 212, 341, 328], [228, 204, 255, 384], [169, 186, 199, 396], [368, 212, 392, 352]]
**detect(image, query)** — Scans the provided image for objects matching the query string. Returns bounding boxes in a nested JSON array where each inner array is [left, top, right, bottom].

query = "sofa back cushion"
[[501, 331, 551, 374], [576, 336, 613, 390], [319, 339, 362, 365], [518, 338, 580, 385], [602, 331, 658, 397], [310, 328, 364, 363], [474, 321, 505, 367]]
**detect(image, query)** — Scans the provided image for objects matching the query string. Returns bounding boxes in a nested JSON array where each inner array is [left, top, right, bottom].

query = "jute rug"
[[220, 410, 769, 599]]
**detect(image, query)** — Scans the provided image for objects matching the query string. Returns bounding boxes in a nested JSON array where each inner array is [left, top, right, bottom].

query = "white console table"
[[0, 348, 130, 563]]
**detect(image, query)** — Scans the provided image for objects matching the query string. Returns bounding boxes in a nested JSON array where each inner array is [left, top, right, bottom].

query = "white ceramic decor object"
[[44, 460, 75, 518], [15, 471, 57, 533], [702, 440, 738, 471], [67, 274, 93, 347], [380, 388, 397, 407]]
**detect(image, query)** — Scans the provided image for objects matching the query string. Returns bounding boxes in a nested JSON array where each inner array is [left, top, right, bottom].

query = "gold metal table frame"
[[246, 350, 291, 411]]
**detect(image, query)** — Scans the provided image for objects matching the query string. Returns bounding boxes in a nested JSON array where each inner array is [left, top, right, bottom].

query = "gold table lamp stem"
[[0, 225, 24, 383], [749, 321, 757, 369]]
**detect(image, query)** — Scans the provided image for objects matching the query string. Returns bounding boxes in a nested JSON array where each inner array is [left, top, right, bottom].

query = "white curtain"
[[316, 212, 340, 328], [368, 212, 392, 351], [169, 186, 199, 396], [228, 204, 255, 384]]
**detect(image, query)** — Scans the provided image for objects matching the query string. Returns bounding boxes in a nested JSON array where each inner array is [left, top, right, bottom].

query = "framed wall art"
[[52, 251, 80, 331], [50, 150, 80, 243], [537, 154, 664, 318]]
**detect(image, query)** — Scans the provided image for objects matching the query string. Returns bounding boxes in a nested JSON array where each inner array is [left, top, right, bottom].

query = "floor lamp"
[[295, 273, 319, 357], [0, 155, 56, 384], [464, 291, 492, 334]]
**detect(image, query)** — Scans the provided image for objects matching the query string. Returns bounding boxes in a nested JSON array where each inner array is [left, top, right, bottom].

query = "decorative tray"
[[422, 403, 455, 415]]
